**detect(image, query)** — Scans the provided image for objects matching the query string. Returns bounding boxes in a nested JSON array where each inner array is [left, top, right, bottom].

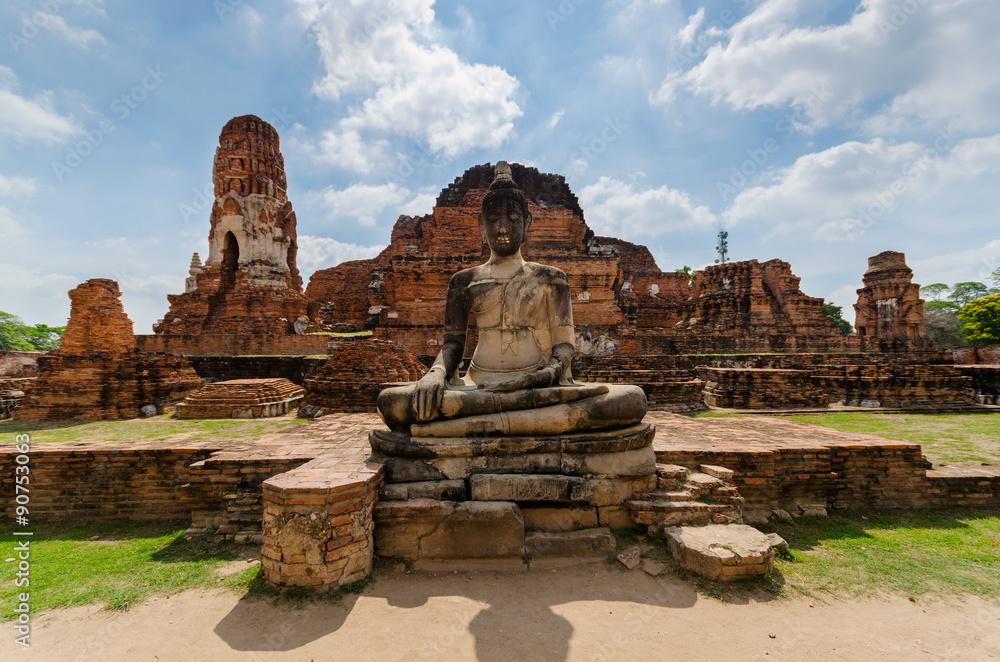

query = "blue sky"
[[2, 0, 998, 333]]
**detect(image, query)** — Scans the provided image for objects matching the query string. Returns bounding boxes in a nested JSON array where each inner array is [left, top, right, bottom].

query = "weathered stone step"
[[626, 498, 740, 528], [525, 528, 616, 557]]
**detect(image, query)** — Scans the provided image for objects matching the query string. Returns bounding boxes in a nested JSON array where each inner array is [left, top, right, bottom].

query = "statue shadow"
[[211, 560, 759, 658]]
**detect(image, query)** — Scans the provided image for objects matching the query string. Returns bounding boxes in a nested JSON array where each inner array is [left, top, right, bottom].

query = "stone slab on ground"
[[665, 524, 774, 581]]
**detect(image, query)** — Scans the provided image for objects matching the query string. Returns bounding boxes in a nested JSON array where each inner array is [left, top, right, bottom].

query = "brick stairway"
[[626, 463, 743, 530]]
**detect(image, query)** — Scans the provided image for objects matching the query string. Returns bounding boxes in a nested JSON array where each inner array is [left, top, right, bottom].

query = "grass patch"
[[757, 508, 1000, 599], [780, 412, 1000, 464], [0, 521, 263, 618], [0, 414, 309, 445]]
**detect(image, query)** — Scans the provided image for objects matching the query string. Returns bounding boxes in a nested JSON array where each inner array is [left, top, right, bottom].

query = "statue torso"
[[450, 262, 574, 385]]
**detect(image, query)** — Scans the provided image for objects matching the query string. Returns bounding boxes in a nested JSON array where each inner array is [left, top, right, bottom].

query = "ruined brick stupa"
[[153, 115, 309, 335], [18, 279, 202, 421], [854, 250, 928, 352]]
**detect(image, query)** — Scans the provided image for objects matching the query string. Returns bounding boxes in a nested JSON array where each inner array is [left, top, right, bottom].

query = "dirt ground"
[[4, 562, 998, 662]]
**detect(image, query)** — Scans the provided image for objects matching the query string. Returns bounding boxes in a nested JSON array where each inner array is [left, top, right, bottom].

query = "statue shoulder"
[[447, 267, 479, 290], [523, 262, 569, 284]]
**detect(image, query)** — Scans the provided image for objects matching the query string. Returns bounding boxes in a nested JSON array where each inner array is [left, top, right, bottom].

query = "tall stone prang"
[[854, 251, 927, 351], [17, 279, 203, 421], [154, 115, 308, 335]]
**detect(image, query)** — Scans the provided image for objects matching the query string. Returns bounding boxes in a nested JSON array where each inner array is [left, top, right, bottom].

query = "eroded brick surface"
[[16, 279, 202, 421], [302, 338, 427, 412]]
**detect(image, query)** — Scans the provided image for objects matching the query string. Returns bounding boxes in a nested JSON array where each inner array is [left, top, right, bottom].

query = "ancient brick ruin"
[[175, 378, 304, 419], [154, 115, 309, 335], [854, 250, 928, 352], [301, 338, 427, 414], [16, 279, 202, 421], [305, 164, 854, 363]]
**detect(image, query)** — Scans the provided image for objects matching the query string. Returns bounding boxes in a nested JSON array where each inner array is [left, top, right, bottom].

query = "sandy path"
[[5, 563, 999, 661]]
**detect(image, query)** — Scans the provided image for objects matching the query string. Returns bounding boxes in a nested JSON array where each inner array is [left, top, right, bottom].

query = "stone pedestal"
[[370, 422, 656, 564]]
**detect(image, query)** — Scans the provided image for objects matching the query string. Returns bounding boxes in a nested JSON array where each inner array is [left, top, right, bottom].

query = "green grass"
[[781, 412, 1000, 464], [757, 508, 1000, 600], [0, 414, 309, 445], [0, 522, 260, 618]]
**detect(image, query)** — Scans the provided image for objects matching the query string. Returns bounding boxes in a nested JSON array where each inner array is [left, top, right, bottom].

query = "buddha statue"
[[377, 162, 646, 438]]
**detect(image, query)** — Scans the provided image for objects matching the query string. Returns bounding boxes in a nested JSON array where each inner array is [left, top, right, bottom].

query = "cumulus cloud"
[[657, 0, 1000, 133], [0, 67, 79, 143], [294, 0, 521, 169], [296, 236, 384, 275], [677, 7, 705, 46], [579, 177, 718, 238], [303, 182, 421, 227], [723, 133, 1000, 241], [0, 174, 37, 198]]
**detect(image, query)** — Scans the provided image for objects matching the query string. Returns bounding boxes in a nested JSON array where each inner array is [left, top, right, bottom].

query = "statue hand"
[[482, 365, 557, 393], [413, 369, 446, 421]]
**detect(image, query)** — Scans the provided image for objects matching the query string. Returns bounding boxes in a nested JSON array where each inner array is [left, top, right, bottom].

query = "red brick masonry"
[[2, 413, 997, 587]]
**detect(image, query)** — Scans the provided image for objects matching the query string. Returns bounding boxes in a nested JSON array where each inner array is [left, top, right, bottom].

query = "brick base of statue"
[[368, 422, 657, 566]]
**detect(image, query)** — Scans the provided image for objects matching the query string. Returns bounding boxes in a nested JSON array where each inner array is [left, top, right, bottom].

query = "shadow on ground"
[[212, 558, 783, 659]]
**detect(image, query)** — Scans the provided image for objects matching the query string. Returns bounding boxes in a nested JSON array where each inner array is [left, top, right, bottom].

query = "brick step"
[[625, 498, 740, 527]]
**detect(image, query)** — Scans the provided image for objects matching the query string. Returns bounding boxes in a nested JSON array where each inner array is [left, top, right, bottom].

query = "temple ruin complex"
[[2, 116, 998, 590]]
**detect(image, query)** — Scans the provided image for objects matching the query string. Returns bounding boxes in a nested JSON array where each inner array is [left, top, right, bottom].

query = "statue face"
[[482, 197, 526, 257]]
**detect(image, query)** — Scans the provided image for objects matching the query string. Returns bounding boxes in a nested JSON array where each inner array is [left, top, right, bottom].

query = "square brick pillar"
[[260, 462, 383, 587]]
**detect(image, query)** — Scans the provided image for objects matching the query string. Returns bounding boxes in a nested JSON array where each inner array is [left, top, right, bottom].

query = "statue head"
[[479, 161, 532, 256]]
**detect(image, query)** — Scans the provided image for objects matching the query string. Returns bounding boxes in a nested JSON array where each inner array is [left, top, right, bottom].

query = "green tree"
[[924, 304, 965, 347], [959, 294, 1000, 345], [990, 267, 1000, 288], [0, 311, 63, 351], [822, 302, 853, 336], [920, 283, 950, 301], [948, 282, 989, 308], [924, 300, 960, 315], [675, 265, 692, 274]]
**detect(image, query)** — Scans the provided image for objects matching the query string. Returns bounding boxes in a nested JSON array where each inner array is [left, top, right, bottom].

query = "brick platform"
[[175, 378, 304, 419], [2, 412, 997, 587]]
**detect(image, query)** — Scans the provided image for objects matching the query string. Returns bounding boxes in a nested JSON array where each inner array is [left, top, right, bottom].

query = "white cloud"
[[84, 237, 161, 251], [661, 0, 1000, 133], [295, 0, 521, 167], [579, 176, 718, 238], [304, 182, 415, 227], [0, 67, 79, 143], [909, 239, 1000, 286], [723, 134, 1000, 241], [677, 7, 705, 46], [396, 187, 437, 217], [548, 110, 565, 129], [296, 236, 383, 275], [313, 128, 389, 174], [0, 174, 37, 198], [37, 13, 106, 49], [0, 207, 31, 244], [0, 262, 77, 326]]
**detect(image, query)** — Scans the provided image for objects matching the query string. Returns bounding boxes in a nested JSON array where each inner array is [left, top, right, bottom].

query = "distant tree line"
[[921, 270, 1000, 347], [0, 311, 63, 352]]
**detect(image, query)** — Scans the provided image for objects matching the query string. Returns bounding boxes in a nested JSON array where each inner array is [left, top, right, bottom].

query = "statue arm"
[[414, 272, 469, 421]]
